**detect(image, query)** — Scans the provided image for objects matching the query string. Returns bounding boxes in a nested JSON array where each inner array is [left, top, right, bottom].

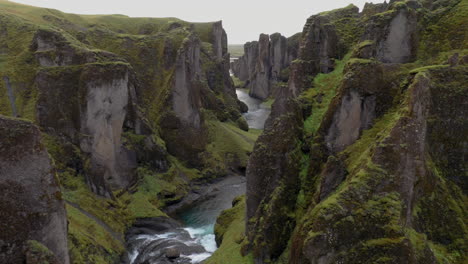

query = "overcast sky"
[[10, 0, 385, 44]]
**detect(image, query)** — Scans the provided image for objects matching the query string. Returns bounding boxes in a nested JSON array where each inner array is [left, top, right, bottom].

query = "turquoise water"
[[178, 176, 246, 262]]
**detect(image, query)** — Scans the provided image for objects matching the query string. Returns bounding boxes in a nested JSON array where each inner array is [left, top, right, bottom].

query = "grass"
[[206, 196, 254, 264], [302, 53, 350, 137], [67, 205, 124, 264], [0, 0, 217, 42], [61, 171, 131, 234], [228, 44, 244, 57], [204, 119, 262, 171], [231, 75, 245, 88], [418, 0, 468, 61]]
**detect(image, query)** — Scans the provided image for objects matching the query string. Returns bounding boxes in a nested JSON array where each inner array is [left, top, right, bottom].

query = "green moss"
[[344, 108, 402, 173], [203, 119, 261, 175], [67, 205, 123, 264], [125, 165, 187, 218], [319, 4, 361, 51], [25, 240, 55, 257], [418, 0, 468, 60], [61, 172, 131, 234], [409, 64, 448, 74], [207, 196, 254, 264], [231, 75, 245, 88], [302, 53, 350, 137]]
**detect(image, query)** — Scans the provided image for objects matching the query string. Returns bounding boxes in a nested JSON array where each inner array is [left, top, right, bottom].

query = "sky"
[[10, 0, 385, 44]]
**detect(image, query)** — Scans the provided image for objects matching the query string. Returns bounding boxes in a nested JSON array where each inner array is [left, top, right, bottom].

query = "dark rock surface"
[[231, 33, 301, 100], [125, 217, 207, 264], [0, 116, 69, 264], [246, 93, 304, 262], [243, 1, 468, 263], [32, 29, 139, 197]]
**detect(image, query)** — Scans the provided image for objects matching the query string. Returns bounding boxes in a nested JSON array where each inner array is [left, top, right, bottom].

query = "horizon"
[[8, 0, 386, 44]]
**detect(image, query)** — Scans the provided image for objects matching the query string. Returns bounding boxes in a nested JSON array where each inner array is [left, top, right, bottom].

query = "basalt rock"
[[288, 6, 357, 96], [243, 1, 467, 263], [360, 2, 419, 63], [231, 33, 300, 100], [159, 34, 208, 166], [0, 116, 69, 264], [246, 92, 304, 262], [32, 29, 139, 197], [291, 66, 467, 264]]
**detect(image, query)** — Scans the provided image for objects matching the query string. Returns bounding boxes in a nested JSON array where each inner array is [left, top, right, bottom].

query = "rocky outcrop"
[[360, 3, 419, 63], [0, 116, 69, 264], [246, 92, 304, 262], [231, 33, 300, 100], [288, 5, 359, 96], [212, 21, 228, 61], [243, 1, 467, 263], [322, 60, 395, 153], [160, 34, 208, 166], [291, 66, 467, 264], [32, 29, 138, 197]]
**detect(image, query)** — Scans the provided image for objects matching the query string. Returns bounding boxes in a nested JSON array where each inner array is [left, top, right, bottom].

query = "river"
[[236, 89, 271, 130], [125, 65, 270, 264]]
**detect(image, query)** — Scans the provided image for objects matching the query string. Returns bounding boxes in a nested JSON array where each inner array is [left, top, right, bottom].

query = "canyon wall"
[[236, 1, 468, 263], [0, 2, 253, 262], [0, 116, 69, 264], [231, 32, 301, 100]]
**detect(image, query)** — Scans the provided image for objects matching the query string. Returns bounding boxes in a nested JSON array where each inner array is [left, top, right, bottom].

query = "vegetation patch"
[[301, 53, 350, 137], [207, 196, 254, 264]]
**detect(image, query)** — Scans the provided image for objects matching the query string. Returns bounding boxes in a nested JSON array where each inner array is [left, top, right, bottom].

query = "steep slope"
[[0, 0, 257, 262], [0, 116, 69, 264], [213, 0, 467, 263], [231, 32, 301, 100]]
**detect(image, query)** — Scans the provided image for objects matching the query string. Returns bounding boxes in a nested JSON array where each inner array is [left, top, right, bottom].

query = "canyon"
[[0, 0, 467, 263]]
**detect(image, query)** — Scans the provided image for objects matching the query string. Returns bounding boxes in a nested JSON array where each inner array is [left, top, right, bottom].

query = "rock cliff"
[[0, 116, 69, 264], [0, 1, 254, 262], [231, 32, 301, 100], [32, 28, 139, 197], [240, 1, 468, 263]]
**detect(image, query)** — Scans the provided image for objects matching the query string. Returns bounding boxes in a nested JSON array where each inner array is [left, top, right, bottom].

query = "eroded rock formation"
[[0, 116, 69, 264], [32, 29, 139, 197], [231, 32, 300, 100], [243, 1, 468, 263]]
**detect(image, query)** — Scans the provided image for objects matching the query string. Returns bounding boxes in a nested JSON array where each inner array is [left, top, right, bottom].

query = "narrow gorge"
[[0, 0, 466, 264]]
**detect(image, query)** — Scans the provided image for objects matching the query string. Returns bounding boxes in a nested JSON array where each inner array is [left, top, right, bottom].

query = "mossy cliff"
[[0, 0, 256, 263], [0, 116, 69, 264], [218, 0, 468, 263]]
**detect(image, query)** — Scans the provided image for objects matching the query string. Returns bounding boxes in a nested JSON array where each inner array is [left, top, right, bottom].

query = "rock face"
[[0, 116, 69, 264], [288, 5, 359, 96], [160, 33, 207, 166], [0, 3, 251, 263], [293, 66, 467, 264], [361, 4, 419, 63], [212, 21, 228, 60], [231, 32, 300, 100], [246, 95, 303, 262], [244, 1, 468, 263], [32, 29, 138, 197]]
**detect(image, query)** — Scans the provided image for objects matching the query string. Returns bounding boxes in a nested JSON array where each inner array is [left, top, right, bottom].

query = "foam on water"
[[183, 252, 212, 263], [185, 226, 217, 253], [235, 89, 271, 129]]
